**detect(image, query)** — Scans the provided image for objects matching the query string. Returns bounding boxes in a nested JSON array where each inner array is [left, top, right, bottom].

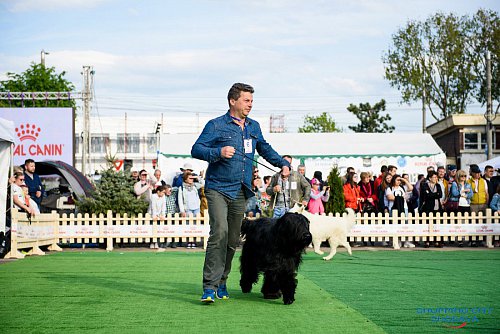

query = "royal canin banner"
[[0, 108, 74, 166]]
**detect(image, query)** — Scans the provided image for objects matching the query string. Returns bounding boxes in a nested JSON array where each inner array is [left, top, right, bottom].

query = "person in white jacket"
[[149, 185, 167, 220], [178, 173, 204, 217]]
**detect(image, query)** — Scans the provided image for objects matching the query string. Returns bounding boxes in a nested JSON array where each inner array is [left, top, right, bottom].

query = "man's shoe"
[[216, 284, 229, 300], [201, 289, 215, 303]]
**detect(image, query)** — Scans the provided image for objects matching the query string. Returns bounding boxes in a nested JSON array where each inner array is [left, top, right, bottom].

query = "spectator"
[[446, 165, 457, 183], [152, 169, 167, 193], [23, 159, 44, 210], [341, 167, 355, 185], [483, 165, 498, 206], [343, 172, 361, 212], [490, 184, 500, 213], [267, 155, 310, 218], [308, 178, 329, 214], [374, 165, 388, 192], [130, 167, 140, 182], [386, 174, 414, 248], [173, 162, 195, 188], [21, 185, 40, 214], [164, 184, 179, 248], [245, 177, 262, 217], [468, 164, 488, 214], [297, 164, 310, 184], [419, 171, 443, 247], [387, 165, 398, 177], [11, 172, 36, 216], [178, 173, 201, 218], [312, 171, 325, 190], [378, 172, 392, 213], [358, 171, 377, 213], [259, 175, 272, 214], [134, 170, 153, 203], [148, 185, 167, 249], [437, 166, 449, 210], [449, 169, 473, 215]]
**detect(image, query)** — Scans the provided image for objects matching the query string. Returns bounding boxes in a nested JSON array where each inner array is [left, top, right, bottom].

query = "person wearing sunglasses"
[[11, 171, 36, 216]]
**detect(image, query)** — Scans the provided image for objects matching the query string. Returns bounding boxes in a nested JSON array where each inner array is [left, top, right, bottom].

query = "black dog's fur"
[[239, 212, 312, 305]]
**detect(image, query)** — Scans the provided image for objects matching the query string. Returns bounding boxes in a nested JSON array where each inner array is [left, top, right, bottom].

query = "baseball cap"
[[180, 162, 193, 171]]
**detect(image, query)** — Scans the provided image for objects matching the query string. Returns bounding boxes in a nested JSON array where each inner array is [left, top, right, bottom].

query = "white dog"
[[289, 204, 356, 261]]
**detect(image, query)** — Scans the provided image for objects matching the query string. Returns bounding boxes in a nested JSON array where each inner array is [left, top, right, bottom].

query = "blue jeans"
[[273, 206, 289, 218]]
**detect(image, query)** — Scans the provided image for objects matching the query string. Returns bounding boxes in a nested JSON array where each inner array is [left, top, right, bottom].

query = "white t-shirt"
[[12, 184, 25, 210]]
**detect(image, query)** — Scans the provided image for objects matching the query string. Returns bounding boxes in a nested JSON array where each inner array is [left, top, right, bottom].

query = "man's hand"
[[35, 191, 41, 198], [221, 146, 236, 159], [273, 185, 281, 193], [301, 200, 308, 206], [281, 165, 290, 178]]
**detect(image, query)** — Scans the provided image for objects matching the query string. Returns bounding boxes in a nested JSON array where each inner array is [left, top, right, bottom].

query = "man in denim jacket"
[[192, 83, 291, 303]]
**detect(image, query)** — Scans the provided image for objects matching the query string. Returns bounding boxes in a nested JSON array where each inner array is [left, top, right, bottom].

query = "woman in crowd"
[[490, 184, 500, 214], [358, 171, 377, 213], [449, 169, 473, 214], [378, 172, 392, 213], [343, 172, 362, 212], [385, 174, 414, 248], [419, 171, 444, 247], [308, 178, 329, 214], [245, 177, 262, 217], [178, 172, 201, 249]]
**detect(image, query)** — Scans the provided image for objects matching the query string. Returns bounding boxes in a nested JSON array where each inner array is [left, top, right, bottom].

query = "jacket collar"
[[224, 111, 252, 126]]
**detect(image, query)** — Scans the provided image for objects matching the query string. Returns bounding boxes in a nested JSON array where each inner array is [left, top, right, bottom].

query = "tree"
[[383, 10, 499, 121], [76, 169, 149, 215], [347, 99, 395, 133], [0, 63, 76, 108], [324, 165, 345, 215], [298, 112, 341, 133]]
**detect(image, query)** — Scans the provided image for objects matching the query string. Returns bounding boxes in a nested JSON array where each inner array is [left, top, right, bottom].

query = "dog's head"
[[288, 203, 305, 214], [274, 212, 312, 253]]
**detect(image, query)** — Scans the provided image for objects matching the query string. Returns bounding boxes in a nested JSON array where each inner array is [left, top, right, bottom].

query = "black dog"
[[239, 212, 312, 305]]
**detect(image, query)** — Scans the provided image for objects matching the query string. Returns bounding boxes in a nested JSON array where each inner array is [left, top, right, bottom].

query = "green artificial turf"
[[0, 249, 499, 333]]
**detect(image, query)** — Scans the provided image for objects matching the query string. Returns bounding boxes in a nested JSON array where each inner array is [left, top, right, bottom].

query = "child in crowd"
[[308, 178, 329, 214]]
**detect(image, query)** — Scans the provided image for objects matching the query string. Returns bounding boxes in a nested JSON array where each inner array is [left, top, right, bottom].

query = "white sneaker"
[[150, 243, 155, 249], [406, 242, 416, 248], [154, 242, 159, 249]]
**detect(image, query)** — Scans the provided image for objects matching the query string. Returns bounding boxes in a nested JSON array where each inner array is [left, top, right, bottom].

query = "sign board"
[[0, 108, 74, 166]]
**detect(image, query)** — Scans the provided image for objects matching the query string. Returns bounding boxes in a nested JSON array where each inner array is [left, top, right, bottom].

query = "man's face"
[[230, 91, 253, 118], [298, 167, 305, 176], [437, 168, 445, 178], [25, 162, 35, 173], [449, 169, 457, 177], [472, 172, 481, 180], [154, 170, 161, 179], [389, 168, 397, 176], [485, 168, 494, 178]]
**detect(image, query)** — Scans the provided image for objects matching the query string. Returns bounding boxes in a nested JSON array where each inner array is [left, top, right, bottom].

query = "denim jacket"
[[449, 182, 473, 203], [191, 112, 290, 200]]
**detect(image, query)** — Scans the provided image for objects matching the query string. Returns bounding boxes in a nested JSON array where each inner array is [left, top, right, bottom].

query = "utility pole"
[[82, 66, 94, 176], [422, 60, 426, 133], [485, 51, 493, 160], [41, 50, 49, 67]]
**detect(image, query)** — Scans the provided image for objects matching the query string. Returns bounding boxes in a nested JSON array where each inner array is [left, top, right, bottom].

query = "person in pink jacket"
[[307, 178, 330, 214]]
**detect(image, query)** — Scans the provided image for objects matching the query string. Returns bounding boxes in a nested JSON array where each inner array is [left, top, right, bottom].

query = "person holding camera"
[[308, 178, 329, 214]]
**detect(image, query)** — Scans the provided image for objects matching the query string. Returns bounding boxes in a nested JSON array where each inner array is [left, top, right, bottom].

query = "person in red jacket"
[[358, 171, 377, 213], [343, 172, 362, 212]]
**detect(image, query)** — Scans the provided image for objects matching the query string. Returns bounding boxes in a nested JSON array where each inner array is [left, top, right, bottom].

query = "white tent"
[[158, 132, 445, 183], [477, 156, 500, 172], [0, 118, 15, 232]]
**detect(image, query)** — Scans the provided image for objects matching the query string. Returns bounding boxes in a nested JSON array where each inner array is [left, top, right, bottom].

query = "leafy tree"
[[298, 112, 341, 133], [383, 10, 499, 121], [76, 169, 149, 215], [347, 99, 395, 133], [0, 63, 76, 108], [324, 165, 345, 215]]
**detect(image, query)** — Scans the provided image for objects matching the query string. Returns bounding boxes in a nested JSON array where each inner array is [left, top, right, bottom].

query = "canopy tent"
[[158, 132, 446, 183], [477, 156, 500, 172], [0, 118, 16, 232]]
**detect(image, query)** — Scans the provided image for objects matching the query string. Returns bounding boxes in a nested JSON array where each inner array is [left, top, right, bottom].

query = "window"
[[117, 133, 140, 153], [463, 132, 486, 150], [91, 134, 109, 153], [146, 134, 157, 154]]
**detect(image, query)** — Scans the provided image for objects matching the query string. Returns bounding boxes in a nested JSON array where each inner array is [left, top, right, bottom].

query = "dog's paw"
[[263, 292, 282, 300], [283, 297, 295, 305], [315, 251, 325, 255], [240, 282, 253, 293], [322, 256, 332, 261]]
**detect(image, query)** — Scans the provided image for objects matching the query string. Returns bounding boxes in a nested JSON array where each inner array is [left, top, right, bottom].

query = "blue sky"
[[0, 0, 498, 132]]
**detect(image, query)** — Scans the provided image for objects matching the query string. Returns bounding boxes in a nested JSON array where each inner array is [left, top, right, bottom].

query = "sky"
[[0, 0, 498, 132]]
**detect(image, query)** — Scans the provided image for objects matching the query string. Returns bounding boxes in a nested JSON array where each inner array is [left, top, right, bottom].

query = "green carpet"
[[0, 250, 499, 333]]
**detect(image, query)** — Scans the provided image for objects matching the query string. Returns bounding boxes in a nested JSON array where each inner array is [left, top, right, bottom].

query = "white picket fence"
[[5, 208, 500, 259]]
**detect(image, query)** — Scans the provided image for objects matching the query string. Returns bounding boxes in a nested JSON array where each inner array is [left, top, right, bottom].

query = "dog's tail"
[[344, 208, 357, 231]]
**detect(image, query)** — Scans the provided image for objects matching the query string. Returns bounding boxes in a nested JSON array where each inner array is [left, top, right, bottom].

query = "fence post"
[[106, 210, 113, 251], [485, 209, 493, 248], [5, 209, 25, 259], [391, 210, 400, 250], [48, 210, 63, 252]]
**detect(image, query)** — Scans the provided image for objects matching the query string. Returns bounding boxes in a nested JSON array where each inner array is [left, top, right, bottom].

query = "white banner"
[[349, 223, 499, 237], [0, 108, 74, 166], [58, 224, 210, 238], [17, 223, 56, 240]]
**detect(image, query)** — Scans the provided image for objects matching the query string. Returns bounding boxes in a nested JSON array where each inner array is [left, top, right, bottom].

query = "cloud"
[[3, 0, 108, 12]]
